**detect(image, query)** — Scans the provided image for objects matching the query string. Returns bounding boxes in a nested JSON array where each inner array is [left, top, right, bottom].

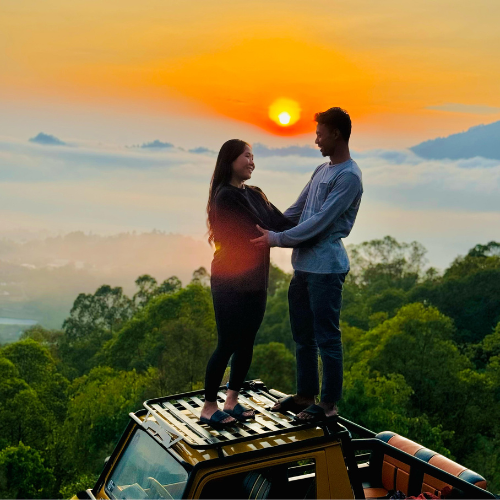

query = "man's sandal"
[[224, 403, 256, 422], [199, 410, 236, 430], [270, 395, 310, 414], [292, 404, 338, 424]]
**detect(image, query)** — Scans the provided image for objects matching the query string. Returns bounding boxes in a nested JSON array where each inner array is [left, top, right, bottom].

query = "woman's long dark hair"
[[207, 139, 249, 245]]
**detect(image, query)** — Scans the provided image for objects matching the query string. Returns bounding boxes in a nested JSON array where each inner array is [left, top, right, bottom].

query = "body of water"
[[0, 317, 38, 326]]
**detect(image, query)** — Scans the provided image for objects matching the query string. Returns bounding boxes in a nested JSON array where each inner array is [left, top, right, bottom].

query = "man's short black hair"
[[314, 107, 351, 142]]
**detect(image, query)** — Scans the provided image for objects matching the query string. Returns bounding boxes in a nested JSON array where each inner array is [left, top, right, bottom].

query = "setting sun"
[[278, 112, 291, 125], [269, 98, 301, 127]]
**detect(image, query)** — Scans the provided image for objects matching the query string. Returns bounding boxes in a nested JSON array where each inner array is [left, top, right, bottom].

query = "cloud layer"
[[1, 135, 499, 269], [426, 103, 500, 114]]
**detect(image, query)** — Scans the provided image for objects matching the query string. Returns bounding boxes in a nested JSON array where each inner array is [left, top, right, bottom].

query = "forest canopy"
[[1, 236, 500, 498]]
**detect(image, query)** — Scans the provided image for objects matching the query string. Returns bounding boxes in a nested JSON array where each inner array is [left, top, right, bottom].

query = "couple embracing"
[[200, 107, 363, 429]]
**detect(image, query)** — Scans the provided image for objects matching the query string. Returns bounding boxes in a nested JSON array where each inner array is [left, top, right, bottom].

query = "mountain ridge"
[[411, 120, 500, 160]]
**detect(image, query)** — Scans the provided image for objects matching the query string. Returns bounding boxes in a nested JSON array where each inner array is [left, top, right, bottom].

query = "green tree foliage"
[[2, 242, 500, 497], [133, 274, 182, 308], [133, 274, 158, 307], [256, 287, 294, 351], [341, 368, 452, 456], [60, 285, 135, 377], [20, 326, 64, 367], [348, 235, 428, 291], [100, 284, 216, 396], [341, 236, 429, 329], [191, 266, 210, 287], [356, 304, 470, 414], [0, 339, 68, 422], [0, 443, 56, 499], [248, 342, 296, 394], [410, 249, 500, 344], [63, 285, 134, 340], [59, 473, 98, 500], [61, 366, 155, 477], [268, 263, 292, 296]]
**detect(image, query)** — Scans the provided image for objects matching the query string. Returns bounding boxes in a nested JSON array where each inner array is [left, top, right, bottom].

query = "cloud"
[[29, 132, 67, 146], [426, 103, 500, 114], [189, 147, 216, 155], [252, 143, 322, 158], [1, 136, 500, 269], [139, 140, 174, 149]]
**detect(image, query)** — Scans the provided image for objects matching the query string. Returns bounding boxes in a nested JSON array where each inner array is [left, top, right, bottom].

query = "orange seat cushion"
[[364, 487, 389, 499]]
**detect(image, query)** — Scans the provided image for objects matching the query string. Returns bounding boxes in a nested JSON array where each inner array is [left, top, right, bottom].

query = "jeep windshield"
[[105, 429, 188, 499]]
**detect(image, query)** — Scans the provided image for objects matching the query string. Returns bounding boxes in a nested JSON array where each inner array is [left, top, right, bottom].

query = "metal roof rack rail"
[[129, 407, 183, 449], [139, 380, 344, 450]]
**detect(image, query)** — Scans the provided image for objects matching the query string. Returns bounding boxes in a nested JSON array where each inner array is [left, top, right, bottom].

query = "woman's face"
[[231, 145, 254, 183]]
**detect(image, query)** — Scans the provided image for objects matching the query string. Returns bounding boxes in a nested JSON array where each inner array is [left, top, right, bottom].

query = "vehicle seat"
[[363, 432, 487, 499]]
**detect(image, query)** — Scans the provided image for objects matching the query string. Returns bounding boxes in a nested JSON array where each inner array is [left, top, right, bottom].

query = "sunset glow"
[[1, 1, 499, 142]]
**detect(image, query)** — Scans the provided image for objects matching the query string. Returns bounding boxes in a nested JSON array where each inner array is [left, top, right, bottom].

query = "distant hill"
[[411, 120, 500, 160]]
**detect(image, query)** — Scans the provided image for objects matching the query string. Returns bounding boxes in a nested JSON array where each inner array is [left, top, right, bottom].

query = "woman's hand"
[[250, 225, 270, 248]]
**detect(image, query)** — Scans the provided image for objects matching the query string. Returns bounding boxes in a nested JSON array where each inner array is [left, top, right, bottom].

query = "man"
[[251, 107, 363, 422]]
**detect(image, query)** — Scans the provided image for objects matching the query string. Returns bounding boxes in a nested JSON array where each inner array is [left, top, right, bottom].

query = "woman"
[[200, 139, 295, 429]]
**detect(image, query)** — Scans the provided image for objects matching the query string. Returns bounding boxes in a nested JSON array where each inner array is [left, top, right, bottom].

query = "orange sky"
[[2, 0, 500, 142]]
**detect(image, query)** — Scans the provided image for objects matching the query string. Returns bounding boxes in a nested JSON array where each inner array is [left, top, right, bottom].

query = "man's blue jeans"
[[288, 270, 347, 403]]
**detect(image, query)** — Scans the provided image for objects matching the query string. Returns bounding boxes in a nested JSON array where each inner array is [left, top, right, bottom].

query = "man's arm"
[[267, 172, 361, 248], [282, 163, 324, 223], [282, 181, 311, 224]]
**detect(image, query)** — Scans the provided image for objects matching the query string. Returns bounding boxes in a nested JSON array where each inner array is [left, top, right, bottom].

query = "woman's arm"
[[268, 202, 297, 232], [213, 189, 264, 243]]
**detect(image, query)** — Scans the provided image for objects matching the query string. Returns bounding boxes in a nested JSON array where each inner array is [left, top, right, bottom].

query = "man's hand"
[[250, 225, 270, 248]]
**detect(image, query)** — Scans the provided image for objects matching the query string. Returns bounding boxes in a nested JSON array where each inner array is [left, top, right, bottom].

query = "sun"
[[278, 112, 291, 125], [269, 98, 301, 127]]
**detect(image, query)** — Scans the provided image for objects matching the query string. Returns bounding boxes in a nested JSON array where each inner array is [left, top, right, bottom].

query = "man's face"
[[315, 123, 337, 157]]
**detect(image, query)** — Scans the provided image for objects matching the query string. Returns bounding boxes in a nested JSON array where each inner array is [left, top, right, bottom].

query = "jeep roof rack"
[[130, 380, 344, 450]]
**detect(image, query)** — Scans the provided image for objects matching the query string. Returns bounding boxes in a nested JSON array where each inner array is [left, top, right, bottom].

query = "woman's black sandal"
[[224, 403, 256, 422], [199, 410, 236, 429], [270, 395, 309, 414], [292, 404, 338, 424]]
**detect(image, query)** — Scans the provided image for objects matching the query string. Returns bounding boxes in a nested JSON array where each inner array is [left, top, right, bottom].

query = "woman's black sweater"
[[210, 184, 295, 292]]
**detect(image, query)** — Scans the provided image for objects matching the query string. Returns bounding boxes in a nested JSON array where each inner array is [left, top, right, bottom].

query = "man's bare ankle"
[[319, 401, 338, 414], [294, 394, 315, 405]]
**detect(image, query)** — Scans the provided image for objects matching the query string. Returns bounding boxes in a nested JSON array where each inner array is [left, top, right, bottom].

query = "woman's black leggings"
[[204, 289, 267, 402]]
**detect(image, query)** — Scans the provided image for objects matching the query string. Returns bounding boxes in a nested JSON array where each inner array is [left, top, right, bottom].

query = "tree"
[[1, 339, 68, 421], [101, 284, 216, 377], [191, 267, 210, 287], [367, 288, 408, 318], [360, 303, 470, 415], [133, 275, 182, 308], [341, 364, 452, 456], [157, 276, 182, 295], [0, 443, 56, 499], [61, 366, 155, 477], [347, 236, 428, 291], [20, 326, 64, 367], [410, 267, 500, 344], [268, 263, 292, 296], [133, 274, 158, 308], [256, 287, 294, 352], [340, 237, 428, 330], [467, 241, 500, 258], [60, 285, 135, 376], [63, 285, 134, 340], [248, 342, 296, 394]]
